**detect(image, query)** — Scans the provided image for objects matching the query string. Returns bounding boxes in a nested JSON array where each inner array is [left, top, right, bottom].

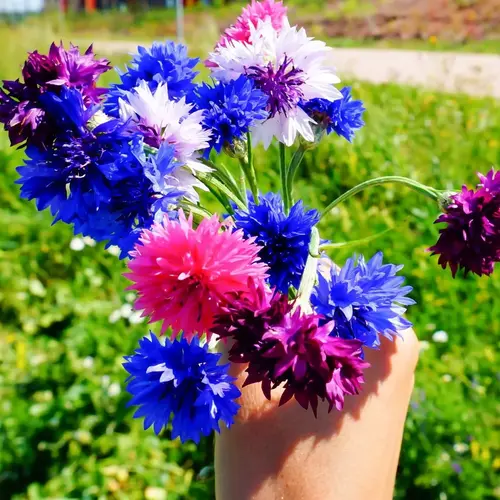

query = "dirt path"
[[95, 40, 500, 99]]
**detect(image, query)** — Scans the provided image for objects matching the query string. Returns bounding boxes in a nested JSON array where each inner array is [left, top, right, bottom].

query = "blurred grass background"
[[1, 1, 499, 499]]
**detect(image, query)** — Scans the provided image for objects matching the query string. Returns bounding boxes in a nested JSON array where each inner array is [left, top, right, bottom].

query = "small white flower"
[[145, 487, 167, 500], [108, 382, 121, 397], [101, 375, 110, 387], [82, 236, 96, 247], [442, 374, 452, 383], [74, 429, 92, 444], [453, 443, 469, 454], [32, 353, 47, 366], [69, 237, 85, 251], [106, 245, 121, 257], [82, 356, 94, 369], [90, 276, 103, 287], [119, 303, 133, 319], [125, 292, 136, 303], [440, 452, 450, 462], [108, 310, 122, 324], [28, 279, 46, 297], [419, 340, 431, 352], [432, 330, 449, 343], [128, 310, 145, 325]]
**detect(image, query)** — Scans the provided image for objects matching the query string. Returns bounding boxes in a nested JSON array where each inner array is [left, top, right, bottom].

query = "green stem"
[[143, 144, 158, 156], [181, 202, 213, 221], [239, 158, 258, 204], [279, 143, 290, 213], [321, 176, 440, 220], [197, 172, 247, 210], [206, 184, 233, 215], [239, 163, 248, 206], [319, 227, 392, 250], [245, 132, 259, 203], [201, 158, 243, 203], [295, 227, 320, 311], [286, 145, 306, 205]]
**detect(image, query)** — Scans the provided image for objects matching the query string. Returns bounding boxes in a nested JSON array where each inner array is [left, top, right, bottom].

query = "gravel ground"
[[95, 40, 500, 98]]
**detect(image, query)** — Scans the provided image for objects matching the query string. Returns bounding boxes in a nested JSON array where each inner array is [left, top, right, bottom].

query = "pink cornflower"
[[125, 211, 268, 340], [218, 0, 287, 47]]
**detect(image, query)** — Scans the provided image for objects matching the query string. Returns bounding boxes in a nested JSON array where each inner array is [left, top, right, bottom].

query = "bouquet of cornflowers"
[[2, 0, 499, 444]]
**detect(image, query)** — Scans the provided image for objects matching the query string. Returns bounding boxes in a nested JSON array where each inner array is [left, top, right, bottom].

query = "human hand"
[[215, 329, 419, 500]]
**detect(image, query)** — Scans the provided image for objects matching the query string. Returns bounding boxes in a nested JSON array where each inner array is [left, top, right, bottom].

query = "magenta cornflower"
[[126, 211, 269, 340], [217, 0, 287, 47], [429, 168, 500, 277]]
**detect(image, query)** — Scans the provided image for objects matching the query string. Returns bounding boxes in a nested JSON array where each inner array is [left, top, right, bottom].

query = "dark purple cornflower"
[[212, 278, 292, 364], [258, 310, 369, 414], [45, 43, 111, 102], [429, 169, 500, 277], [247, 56, 305, 117], [212, 280, 369, 415], [0, 42, 110, 147]]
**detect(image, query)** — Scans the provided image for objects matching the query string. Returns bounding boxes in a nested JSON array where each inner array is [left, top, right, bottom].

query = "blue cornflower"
[[302, 86, 365, 142], [311, 252, 415, 349], [232, 192, 320, 293], [124, 333, 241, 443], [16, 87, 138, 220], [100, 145, 184, 257], [38, 86, 98, 137], [192, 76, 268, 154], [17, 86, 183, 256], [105, 41, 199, 116]]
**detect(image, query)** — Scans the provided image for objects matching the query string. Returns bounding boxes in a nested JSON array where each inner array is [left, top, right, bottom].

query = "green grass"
[[1, 14, 499, 500], [323, 36, 500, 54]]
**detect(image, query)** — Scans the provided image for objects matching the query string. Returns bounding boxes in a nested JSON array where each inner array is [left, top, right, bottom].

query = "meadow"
[[0, 6, 499, 500]]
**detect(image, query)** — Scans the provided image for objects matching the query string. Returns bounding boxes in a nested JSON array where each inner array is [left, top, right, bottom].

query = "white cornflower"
[[208, 18, 341, 148], [119, 81, 212, 201]]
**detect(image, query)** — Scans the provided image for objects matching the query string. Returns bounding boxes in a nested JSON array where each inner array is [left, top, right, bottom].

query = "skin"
[[215, 328, 419, 500]]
